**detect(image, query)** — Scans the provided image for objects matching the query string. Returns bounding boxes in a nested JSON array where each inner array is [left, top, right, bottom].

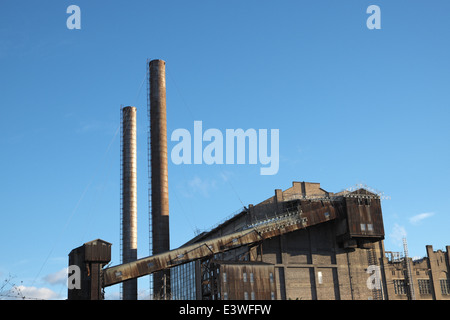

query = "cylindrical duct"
[[149, 59, 170, 299], [121, 106, 138, 300]]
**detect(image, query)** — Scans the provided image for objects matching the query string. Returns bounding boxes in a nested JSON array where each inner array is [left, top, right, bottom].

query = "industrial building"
[[384, 245, 450, 300], [67, 59, 449, 300], [168, 181, 450, 301], [68, 180, 450, 300]]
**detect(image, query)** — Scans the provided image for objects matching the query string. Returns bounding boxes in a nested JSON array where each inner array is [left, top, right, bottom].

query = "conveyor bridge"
[[68, 199, 340, 299]]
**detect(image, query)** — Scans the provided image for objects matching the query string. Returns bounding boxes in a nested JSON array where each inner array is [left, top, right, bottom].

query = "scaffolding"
[[385, 251, 404, 263]]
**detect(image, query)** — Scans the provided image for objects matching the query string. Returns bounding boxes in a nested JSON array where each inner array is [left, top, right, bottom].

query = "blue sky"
[[0, 0, 449, 299]]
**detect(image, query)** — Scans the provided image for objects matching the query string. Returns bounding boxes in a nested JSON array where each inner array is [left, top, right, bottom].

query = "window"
[[250, 273, 254, 283], [223, 292, 228, 300], [271, 292, 275, 300], [418, 279, 431, 295], [317, 271, 323, 284], [170, 261, 196, 300], [440, 279, 450, 295], [223, 272, 227, 283], [251, 292, 255, 300], [367, 224, 373, 231], [394, 280, 407, 295], [244, 292, 249, 300], [361, 224, 366, 231], [243, 272, 247, 283], [269, 272, 274, 284]]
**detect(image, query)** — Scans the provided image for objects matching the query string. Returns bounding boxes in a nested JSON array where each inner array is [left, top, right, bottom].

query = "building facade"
[[384, 245, 450, 300], [169, 181, 449, 300]]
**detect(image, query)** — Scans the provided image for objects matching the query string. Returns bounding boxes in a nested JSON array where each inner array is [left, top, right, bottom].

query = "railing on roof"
[[194, 206, 247, 236]]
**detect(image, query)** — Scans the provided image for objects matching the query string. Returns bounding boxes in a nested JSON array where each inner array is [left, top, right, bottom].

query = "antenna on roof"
[[344, 183, 391, 201]]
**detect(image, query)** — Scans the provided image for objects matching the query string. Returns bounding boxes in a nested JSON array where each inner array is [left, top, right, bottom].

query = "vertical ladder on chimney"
[[119, 104, 124, 299], [146, 59, 154, 298]]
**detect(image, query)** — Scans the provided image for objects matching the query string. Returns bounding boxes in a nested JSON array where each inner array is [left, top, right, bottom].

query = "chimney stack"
[[121, 106, 138, 300], [149, 59, 170, 299]]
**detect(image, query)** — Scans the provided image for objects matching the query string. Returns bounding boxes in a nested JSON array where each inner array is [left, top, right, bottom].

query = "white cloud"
[[409, 212, 435, 225], [103, 289, 151, 300], [43, 268, 68, 286], [8, 285, 61, 300], [0, 268, 70, 300], [104, 290, 120, 300], [181, 175, 217, 198], [389, 223, 407, 248]]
